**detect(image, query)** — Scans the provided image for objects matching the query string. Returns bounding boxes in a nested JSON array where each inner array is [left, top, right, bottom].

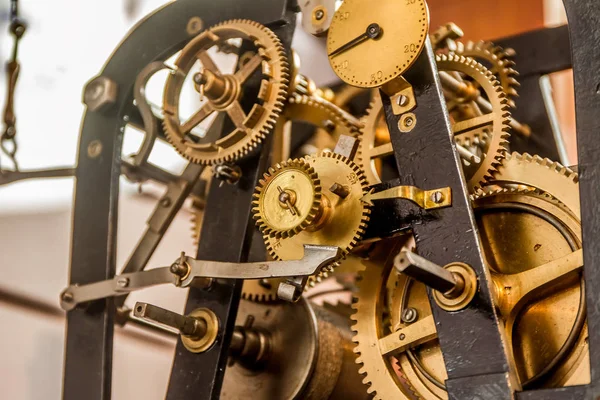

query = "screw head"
[[401, 307, 419, 324], [431, 191, 445, 204], [117, 277, 129, 288], [160, 197, 172, 207], [61, 291, 74, 302], [397, 95, 409, 107], [87, 140, 103, 159], [399, 333, 406, 340], [315, 9, 324, 20]]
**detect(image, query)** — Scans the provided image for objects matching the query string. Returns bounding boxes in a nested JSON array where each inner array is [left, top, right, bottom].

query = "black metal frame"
[[63, 0, 600, 399], [63, 1, 295, 399]]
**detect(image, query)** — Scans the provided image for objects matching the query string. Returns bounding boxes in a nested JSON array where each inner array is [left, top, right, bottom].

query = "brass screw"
[[399, 333, 406, 340], [314, 9, 325, 20], [87, 140, 103, 159], [397, 95, 409, 107], [431, 191, 444, 204], [401, 307, 419, 324], [186, 17, 203, 36], [398, 112, 417, 133]]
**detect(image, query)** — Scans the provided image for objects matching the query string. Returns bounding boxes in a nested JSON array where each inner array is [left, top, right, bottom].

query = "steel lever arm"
[[0, 167, 76, 186], [60, 244, 341, 310]]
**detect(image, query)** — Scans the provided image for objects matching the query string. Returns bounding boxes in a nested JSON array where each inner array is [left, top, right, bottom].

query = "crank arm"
[[60, 244, 341, 310]]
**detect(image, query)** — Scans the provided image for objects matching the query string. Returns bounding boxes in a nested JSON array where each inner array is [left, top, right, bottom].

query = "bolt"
[[323, 119, 336, 132], [401, 307, 419, 324], [186, 16, 204, 36], [329, 182, 350, 199], [431, 191, 445, 204], [87, 140, 103, 159], [170, 262, 189, 278], [399, 333, 406, 340], [117, 277, 129, 288], [314, 9, 325, 20], [87, 82, 104, 101], [160, 197, 172, 207], [61, 291, 74, 303]]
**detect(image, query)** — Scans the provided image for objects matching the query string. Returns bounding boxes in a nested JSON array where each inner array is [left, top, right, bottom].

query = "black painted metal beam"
[[384, 40, 514, 399]]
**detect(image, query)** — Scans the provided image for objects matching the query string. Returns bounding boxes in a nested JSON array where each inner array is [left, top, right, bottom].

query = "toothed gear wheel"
[[252, 159, 322, 238], [357, 55, 510, 189], [352, 161, 587, 399], [163, 19, 289, 165], [438, 53, 511, 191], [273, 94, 362, 163], [263, 152, 370, 286], [455, 40, 520, 107]]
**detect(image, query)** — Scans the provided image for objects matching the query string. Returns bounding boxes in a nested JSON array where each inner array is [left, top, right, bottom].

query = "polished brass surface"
[[253, 158, 322, 238], [361, 185, 452, 210], [262, 152, 370, 286], [432, 263, 477, 312], [352, 155, 588, 399], [163, 19, 289, 165], [181, 308, 219, 353], [327, 0, 429, 88]]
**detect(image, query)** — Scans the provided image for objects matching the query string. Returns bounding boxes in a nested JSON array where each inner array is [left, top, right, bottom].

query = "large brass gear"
[[163, 19, 289, 165], [454, 40, 519, 107], [352, 156, 588, 399], [262, 151, 370, 286], [273, 94, 361, 163], [357, 54, 511, 190]]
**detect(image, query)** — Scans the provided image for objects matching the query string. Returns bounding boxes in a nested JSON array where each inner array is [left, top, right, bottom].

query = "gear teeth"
[[455, 39, 520, 107], [439, 53, 511, 192], [162, 19, 289, 165]]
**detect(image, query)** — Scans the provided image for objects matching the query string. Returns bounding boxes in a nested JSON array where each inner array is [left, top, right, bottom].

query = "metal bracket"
[[361, 185, 452, 209]]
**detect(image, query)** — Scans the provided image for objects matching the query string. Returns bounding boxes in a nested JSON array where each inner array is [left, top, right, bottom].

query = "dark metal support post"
[[383, 40, 514, 399]]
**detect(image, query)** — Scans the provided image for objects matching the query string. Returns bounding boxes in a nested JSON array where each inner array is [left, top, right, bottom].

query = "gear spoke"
[[235, 53, 263, 83], [494, 249, 583, 320], [197, 51, 221, 75], [226, 101, 248, 130], [452, 113, 493, 136], [379, 315, 437, 356], [181, 103, 215, 135]]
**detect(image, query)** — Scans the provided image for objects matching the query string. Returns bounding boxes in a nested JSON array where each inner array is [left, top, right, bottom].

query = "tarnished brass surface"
[[262, 152, 370, 286], [163, 19, 289, 165]]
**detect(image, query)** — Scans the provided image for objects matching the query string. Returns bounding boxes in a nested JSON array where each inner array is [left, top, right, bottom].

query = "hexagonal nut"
[[83, 76, 118, 112]]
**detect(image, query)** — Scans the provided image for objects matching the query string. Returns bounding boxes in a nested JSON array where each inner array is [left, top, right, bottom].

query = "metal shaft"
[[439, 71, 532, 138], [133, 302, 207, 338], [394, 250, 458, 294]]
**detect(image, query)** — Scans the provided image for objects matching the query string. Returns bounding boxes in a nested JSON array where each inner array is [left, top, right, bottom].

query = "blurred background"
[[0, 0, 574, 398]]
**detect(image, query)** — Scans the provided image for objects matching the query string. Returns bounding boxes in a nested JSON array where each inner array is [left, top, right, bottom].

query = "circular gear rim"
[[264, 151, 370, 287], [252, 158, 322, 239], [454, 40, 520, 107], [439, 53, 512, 191], [163, 19, 290, 165]]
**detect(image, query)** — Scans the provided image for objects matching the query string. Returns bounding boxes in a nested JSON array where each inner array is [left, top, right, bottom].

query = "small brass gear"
[[163, 19, 289, 165], [252, 159, 322, 239], [455, 40, 519, 107], [263, 151, 370, 285], [273, 94, 362, 163]]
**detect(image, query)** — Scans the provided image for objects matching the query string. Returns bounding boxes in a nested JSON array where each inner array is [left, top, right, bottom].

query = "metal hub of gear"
[[253, 158, 322, 239], [454, 40, 519, 107], [357, 54, 511, 189], [351, 155, 587, 399], [260, 151, 370, 286], [163, 19, 289, 165]]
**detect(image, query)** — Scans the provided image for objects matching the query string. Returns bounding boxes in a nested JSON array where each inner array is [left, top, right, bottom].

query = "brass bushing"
[[182, 308, 219, 353], [433, 262, 478, 312]]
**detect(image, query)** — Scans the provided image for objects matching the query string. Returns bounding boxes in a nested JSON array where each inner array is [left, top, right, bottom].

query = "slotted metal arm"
[[60, 245, 340, 310]]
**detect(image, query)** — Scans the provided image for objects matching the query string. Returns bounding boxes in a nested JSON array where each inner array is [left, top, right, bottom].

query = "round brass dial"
[[327, 0, 429, 88]]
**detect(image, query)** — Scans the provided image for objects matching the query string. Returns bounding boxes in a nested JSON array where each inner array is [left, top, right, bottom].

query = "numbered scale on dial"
[[327, 0, 429, 88]]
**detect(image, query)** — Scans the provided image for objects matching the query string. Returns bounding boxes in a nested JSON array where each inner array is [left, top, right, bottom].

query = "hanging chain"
[[1, 0, 26, 171]]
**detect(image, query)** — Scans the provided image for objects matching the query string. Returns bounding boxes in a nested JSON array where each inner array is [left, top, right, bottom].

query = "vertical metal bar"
[[63, 110, 121, 400], [384, 40, 514, 399], [165, 10, 296, 400]]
